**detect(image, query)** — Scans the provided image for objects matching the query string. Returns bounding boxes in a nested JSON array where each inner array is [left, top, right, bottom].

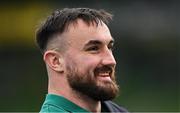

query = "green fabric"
[[40, 94, 90, 113]]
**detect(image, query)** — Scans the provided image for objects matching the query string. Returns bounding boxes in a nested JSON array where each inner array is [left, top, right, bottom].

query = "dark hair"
[[36, 8, 113, 53]]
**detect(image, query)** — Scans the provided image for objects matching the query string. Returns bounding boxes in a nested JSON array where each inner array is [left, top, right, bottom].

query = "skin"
[[43, 19, 117, 113]]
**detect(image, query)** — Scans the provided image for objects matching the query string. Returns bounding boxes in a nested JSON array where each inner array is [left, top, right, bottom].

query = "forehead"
[[64, 19, 113, 47]]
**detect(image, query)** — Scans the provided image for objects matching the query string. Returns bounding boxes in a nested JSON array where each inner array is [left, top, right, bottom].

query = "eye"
[[108, 44, 114, 51], [86, 46, 99, 51]]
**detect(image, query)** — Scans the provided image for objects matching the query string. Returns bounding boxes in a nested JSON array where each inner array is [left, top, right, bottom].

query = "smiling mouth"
[[94, 66, 113, 80], [96, 72, 112, 82], [98, 71, 111, 77]]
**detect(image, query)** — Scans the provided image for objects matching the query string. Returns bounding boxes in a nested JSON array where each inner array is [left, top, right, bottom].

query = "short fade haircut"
[[35, 8, 113, 53]]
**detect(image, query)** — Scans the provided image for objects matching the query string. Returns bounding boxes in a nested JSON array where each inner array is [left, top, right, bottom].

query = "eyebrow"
[[84, 39, 114, 47]]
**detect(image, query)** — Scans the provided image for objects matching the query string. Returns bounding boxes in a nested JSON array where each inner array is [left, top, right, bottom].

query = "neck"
[[70, 89, 101, 113], [48, 76, 101, 113]]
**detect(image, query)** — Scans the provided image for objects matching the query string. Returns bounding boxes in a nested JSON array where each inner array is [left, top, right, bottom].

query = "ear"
[[43, 50, 64, 73]]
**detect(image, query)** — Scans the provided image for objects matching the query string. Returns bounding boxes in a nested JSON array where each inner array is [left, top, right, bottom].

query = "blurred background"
[[0, 0, 179, 112]]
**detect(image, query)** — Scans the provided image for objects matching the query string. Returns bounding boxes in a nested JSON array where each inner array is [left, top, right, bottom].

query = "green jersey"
[[40, 94, 128, 113], [40, 94, 90, 113]]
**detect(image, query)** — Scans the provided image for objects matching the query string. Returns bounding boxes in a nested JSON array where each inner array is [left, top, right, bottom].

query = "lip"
[[95, 71, 112, 81], [94, 66, 113, 80], [96, 75, 112, 81]]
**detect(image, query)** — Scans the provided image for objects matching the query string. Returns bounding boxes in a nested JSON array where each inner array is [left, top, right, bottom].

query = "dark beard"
[[66, 65, 119, 101]]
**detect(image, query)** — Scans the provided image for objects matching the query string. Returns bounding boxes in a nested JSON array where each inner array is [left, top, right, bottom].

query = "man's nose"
[[101, 49, 116, 67]]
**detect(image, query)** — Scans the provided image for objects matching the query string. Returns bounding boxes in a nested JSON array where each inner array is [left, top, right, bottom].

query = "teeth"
[[98, 72, 110, 76]]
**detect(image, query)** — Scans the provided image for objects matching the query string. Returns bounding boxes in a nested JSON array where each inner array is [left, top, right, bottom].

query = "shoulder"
[[40, 103, 69, 113], [103, 101, 129, 113]]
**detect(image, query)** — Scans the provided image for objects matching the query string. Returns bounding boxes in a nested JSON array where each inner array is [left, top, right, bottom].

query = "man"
[[36, 8, 128, 113]]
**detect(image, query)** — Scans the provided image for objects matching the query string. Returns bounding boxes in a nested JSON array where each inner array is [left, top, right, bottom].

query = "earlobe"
[[43, 50, 64, 73]]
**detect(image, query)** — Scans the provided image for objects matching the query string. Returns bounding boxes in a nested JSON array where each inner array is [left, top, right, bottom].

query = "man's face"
[[63, 19, 119, 101]]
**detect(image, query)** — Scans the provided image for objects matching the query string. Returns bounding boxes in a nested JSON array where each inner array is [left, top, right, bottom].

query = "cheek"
[[79, 56, 100, 67], [69, 55, 100, 71]]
